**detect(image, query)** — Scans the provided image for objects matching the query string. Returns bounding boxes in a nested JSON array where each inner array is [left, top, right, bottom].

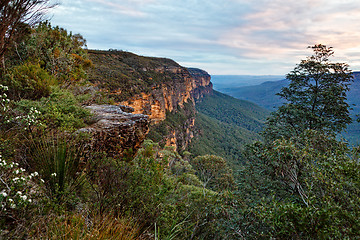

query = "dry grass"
[[29, 212, 140, 240]]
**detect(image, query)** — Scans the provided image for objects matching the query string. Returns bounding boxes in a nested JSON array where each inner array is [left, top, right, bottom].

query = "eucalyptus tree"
[[264, 44, 353, 141]]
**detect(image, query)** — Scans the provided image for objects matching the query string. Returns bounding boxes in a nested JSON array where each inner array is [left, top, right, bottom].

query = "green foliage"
[[191, 155, 235, 191], [3, 62, 56, 100], [26, 132, 88, 204], [188, 90, 269, 164], [86, 140, 241, 239], [196, 90, 269, 132], [15, 87, 91, 131], [236, 45, 358, 239], [241, 131, 360, 238], [264, 44, 353, 141], [189, 112, 255, 163], [14, 21, 92, 86], [88, 146, 172, 229]]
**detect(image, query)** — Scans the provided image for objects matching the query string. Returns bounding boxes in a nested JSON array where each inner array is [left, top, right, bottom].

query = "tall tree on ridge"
[[264, 44, 353, 141]]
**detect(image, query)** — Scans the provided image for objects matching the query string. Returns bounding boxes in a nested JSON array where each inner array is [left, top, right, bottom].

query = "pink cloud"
[[89, 0, 148, 17]]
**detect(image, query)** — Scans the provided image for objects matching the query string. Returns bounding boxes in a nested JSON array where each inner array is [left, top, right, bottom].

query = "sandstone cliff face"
[[187, 68, 213, 100], [120, 66, 207, 124], [79, 105, 149, 159]]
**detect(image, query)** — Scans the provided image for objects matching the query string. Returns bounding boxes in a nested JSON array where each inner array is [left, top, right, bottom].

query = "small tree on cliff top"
[[264, 44, 353, 141]]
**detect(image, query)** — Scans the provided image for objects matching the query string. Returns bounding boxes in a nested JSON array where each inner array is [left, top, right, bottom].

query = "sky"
[[49, 0, 360, 75]]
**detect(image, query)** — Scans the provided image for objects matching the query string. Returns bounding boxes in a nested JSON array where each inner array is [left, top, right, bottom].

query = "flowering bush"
[[0, 84, 43, 131], [0, 152, 42, 221]]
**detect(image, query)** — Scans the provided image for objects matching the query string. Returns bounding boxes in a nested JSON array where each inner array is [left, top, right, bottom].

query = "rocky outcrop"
[[79, 105, 149, 159], [120, 67, 212, 123]]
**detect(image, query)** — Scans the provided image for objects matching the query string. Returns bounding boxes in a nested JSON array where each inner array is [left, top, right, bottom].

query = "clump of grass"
[[26, 131, 89, 203]]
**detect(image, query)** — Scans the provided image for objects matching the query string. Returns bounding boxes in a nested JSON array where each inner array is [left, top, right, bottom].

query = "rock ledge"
[[80, 104, 149, 158]]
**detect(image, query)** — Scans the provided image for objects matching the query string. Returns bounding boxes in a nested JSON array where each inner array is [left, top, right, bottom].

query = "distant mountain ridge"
[[211, 75, 285, 90]]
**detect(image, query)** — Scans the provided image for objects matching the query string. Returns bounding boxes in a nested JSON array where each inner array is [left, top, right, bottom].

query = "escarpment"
[[87, 50, 213, 151]]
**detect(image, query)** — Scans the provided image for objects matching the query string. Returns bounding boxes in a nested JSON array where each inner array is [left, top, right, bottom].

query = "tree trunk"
[[0, 53, 5, 70], [0, 38, 6, 69]]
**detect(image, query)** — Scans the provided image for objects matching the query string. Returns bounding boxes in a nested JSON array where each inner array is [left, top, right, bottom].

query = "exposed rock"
[[119, 67, 213, 151], [118, 104, 135, 113], [79, 104, 149, 159], [187, 68, 213, 100], [120, 66, 195, 123]]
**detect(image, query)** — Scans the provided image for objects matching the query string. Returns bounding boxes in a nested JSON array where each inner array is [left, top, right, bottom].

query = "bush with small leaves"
[[0, 152, 43, 237]]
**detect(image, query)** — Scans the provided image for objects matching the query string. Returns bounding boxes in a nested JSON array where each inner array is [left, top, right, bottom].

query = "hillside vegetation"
[[0, 22, 246, 239], [188, 90, 269, 162], [87, 49, 189, 102]]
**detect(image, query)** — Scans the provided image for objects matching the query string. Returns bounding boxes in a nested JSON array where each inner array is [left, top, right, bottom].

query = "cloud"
[[218, 0, 360, 62], [87, 0, 150, 17]]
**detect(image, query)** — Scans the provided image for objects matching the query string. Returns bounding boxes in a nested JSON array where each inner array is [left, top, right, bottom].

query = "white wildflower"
[[51, 173, 57, 177], [0, 191, 7, 197]]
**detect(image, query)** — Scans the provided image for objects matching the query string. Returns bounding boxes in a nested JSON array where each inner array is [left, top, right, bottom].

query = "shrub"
[[0, 152, 43, 238], [3, 62, 56, 100], [15, 87, 91, 131]]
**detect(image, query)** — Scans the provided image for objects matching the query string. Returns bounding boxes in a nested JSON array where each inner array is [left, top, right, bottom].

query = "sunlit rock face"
[[79, 104, 149, 158], [120, 68, 212, 122], [120, 67, 198, 124], [119, 67, 212, 151]]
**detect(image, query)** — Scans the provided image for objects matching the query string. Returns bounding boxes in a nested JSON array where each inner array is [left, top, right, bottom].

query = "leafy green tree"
[[256, 132, 360, 239], [191, 155, 235, 192], [264, 44, 353, 141]]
